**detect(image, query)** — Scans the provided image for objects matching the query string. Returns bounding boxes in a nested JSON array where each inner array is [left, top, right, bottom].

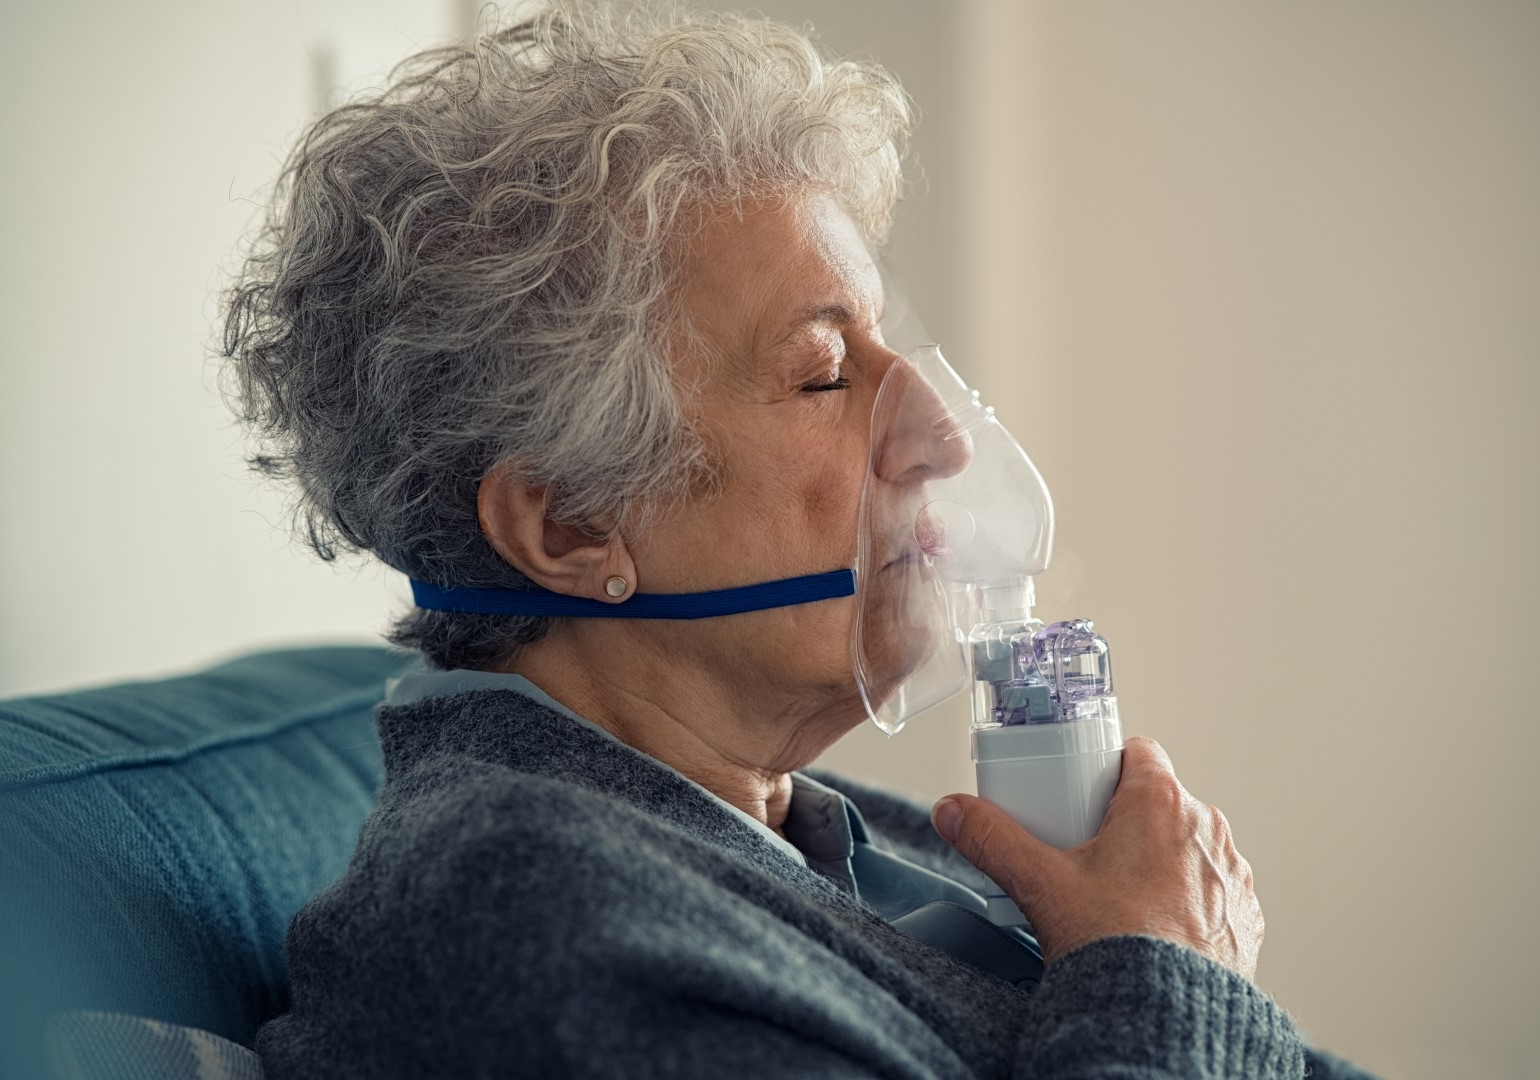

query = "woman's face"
[[624, 190, 965, 741]]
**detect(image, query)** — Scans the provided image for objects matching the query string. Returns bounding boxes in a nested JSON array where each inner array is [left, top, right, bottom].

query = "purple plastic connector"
[[1032, 619, 1114, 703]]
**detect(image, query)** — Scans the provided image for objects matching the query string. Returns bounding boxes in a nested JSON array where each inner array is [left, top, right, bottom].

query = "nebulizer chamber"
[[968, 585, 1121, 926], [852, 345, 1123, 928]]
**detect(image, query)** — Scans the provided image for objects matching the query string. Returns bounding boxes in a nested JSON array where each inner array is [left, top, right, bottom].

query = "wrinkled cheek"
[[796, 463, 864, 556]]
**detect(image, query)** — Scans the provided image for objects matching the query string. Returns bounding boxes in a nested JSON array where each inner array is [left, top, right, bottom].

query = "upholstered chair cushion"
[[0, 646, 411, 1078]]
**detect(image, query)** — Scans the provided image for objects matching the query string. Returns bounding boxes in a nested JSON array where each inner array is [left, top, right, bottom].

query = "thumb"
[[932, 793, 1064, 906]]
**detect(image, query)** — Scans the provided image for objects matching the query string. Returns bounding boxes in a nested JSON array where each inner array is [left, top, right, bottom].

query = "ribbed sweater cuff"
[[1019, 935, 1305, 1079]]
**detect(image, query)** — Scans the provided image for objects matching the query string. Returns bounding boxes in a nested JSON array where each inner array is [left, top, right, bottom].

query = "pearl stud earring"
[[604, 576, 628, 598]]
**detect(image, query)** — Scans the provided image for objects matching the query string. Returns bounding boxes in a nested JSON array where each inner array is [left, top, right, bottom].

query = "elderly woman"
[[223, 5, 1370, 1078]]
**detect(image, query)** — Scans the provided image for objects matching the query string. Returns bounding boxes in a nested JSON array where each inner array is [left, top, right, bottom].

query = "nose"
[[872, 357, 974, 485]]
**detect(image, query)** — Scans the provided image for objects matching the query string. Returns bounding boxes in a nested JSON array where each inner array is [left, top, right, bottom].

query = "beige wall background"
[[830, 3, 1539, 1076], [2, 1, 1536, 1077]]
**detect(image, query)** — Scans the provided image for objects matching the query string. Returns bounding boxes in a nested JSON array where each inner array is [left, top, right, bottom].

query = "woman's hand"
[[931, 736, 1264, 981]]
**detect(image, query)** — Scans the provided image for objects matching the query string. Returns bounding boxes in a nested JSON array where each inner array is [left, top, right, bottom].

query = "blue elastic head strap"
[[409, 568, 856, 620]]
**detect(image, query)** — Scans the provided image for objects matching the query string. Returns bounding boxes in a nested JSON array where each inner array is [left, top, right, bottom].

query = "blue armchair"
[[0, 646, 414, 1079]]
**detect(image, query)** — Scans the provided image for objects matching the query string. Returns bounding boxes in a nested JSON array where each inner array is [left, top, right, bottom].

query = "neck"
[[498, 620, 857, 835]]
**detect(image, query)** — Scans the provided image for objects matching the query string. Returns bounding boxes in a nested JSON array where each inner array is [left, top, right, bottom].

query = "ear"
[[477, 465, 638, 603]]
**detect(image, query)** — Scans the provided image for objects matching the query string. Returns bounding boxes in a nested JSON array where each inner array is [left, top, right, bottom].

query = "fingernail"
[[933, 798, 963, 844]]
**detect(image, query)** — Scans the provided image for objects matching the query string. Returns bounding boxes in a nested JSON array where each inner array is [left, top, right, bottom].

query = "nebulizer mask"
[[848, 345, 1123, 925], [408, 343, 1121, 926]]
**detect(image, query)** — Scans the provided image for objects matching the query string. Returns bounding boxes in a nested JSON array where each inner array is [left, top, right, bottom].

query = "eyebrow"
[[758, 296, 887, 369], [784, 297, 887, 332], [788, 303, 859, 329]]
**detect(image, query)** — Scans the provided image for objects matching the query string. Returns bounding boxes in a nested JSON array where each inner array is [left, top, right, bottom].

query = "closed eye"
[[803, 374, 852, 392]]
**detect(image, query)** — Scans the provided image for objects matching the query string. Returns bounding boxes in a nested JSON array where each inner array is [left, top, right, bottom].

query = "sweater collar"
[[376, 668, 812, 871]]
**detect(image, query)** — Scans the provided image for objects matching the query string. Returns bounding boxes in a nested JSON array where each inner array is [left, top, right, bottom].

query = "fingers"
[[1110, 737, 1194, 821], [931, 793, 1063, 904], [935, 738, 1268, 982]]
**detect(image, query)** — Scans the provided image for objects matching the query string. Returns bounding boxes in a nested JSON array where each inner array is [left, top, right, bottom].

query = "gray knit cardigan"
[[256, 687, 1375, 1079]]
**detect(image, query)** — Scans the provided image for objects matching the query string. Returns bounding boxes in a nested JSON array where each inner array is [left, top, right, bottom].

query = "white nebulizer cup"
[[970, 604, 1122, 926], [850, 345, 1123, 928]]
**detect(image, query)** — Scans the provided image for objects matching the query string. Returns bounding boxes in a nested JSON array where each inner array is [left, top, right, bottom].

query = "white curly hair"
[[220, 1, 911, 669]]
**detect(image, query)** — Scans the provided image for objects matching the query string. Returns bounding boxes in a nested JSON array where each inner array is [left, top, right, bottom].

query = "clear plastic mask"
[[851, 345, 1055, 735]]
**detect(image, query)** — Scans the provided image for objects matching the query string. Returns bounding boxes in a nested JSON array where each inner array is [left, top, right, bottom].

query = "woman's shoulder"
[[265, 757, 905, 1078], [353, 756, 744, 909], [312, 751, 843, 951]]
